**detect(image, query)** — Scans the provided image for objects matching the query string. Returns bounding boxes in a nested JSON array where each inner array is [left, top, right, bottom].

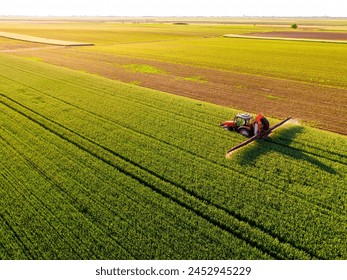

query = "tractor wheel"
[[238, 128, 251, 137]]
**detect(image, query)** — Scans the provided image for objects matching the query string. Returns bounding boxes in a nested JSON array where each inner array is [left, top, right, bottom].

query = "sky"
[[1, 0, 346, 17]]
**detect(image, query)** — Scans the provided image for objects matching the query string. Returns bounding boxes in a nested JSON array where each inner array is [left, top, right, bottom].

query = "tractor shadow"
[[237, 125, 336, 174]]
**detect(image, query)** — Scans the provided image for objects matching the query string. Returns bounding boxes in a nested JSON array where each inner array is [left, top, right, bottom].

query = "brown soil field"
[[11, 47, 347, 135], [246, 31, 347, 41]]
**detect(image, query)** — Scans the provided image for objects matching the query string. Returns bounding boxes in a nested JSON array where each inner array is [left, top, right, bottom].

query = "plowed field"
[[2, 21, 345, 134], [12, 48, 347, 134]]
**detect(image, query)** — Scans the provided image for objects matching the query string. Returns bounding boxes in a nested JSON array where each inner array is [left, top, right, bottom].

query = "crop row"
[[1, 57, 346, 254], [0, 96, 334, 260], [0, 94, 299, 259], [2, 56, 345, 160], [0, 125, 134, 259], [1, 58, 345, 206], [0, 54, 346, 259], [0, 97, 271, 259]]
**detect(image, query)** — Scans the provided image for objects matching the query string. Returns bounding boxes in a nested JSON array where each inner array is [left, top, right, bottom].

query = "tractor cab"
[[220, 113, 255, 137], [234, 113, 253, 127]]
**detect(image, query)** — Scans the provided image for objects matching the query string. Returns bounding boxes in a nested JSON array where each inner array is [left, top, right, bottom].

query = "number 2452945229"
[[187, 266, 251, 276]]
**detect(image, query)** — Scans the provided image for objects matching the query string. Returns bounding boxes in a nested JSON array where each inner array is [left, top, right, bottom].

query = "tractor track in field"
[[0, 212, 36, 259], [0, 118, 167, 259], [1, 64, 345, 215], [2, 63, 345, 197], [268, 138, 347, 167], [1, 69, 344, 220], [0, 131, 125, 259], [3, 152, 131, 260], [1, 27, 346, 260], [1, 114, 224, 258], [1, 66, 345, 226], [0, 60, 227, 132], [8, 86, 344, 219], [2, 59, 345, 165], [0, 59, 346, 258], [0, 94, 324, 259], [1, 97, 270, 258], [19, 63, 347, 160], [2, 96, 282, 258], [0, 178, 86, 259], [2, 57, 346, 165], [1, 180, 45, 259]]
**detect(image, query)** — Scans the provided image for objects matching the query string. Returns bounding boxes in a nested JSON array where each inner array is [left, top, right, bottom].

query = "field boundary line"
[[223, 33, 347, 44]]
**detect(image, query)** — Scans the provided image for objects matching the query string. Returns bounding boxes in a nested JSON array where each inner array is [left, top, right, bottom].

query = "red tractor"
[[220, 113, 254, 137], [220, 113, 270, 138], [221, 113, 292, 155]]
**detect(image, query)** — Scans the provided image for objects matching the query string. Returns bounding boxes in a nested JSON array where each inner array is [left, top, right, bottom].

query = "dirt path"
[[0, 31, 94, 46], [247, 31, 347, 41], [224, 32, 347, 44], [0, 46, 64, 53], [11, 47, 347, 135]]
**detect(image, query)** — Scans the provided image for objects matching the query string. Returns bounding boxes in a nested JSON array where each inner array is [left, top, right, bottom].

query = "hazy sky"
[[1, 0, 346, 17]]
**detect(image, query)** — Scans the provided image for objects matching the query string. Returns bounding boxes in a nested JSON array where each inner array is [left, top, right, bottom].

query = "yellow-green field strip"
[[0, 31, 94, 46], [223, 33, 347, 44]]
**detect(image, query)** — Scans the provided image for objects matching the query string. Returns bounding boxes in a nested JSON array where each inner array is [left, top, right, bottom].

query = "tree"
[[291, 23, 298, 29]]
